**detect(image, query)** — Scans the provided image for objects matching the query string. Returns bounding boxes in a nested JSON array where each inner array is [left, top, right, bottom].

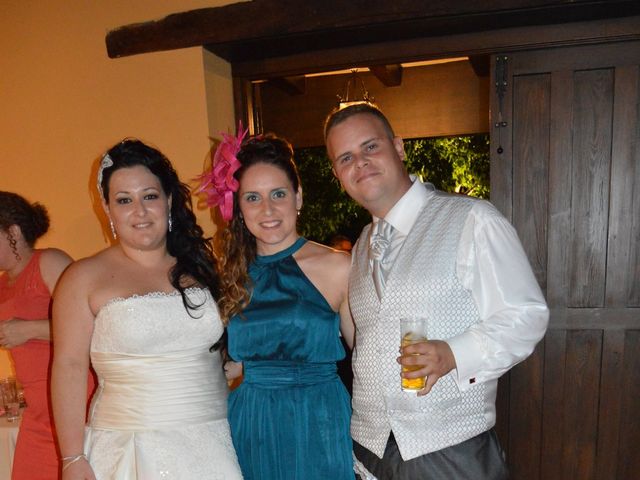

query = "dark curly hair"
[[100, 139, 221, 318], [216, 134, 299, 321], [0, 191, 50, 248]]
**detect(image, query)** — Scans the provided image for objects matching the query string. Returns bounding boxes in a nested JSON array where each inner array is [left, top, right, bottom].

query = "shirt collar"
[[373, 176, 434, 236]]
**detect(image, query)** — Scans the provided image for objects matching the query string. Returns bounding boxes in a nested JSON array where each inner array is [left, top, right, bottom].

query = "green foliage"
[[294, 134, 489, 244], [404, 135, 490, 198]]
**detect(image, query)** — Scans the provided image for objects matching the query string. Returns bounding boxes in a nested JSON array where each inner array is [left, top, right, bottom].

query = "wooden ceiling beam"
[[227, 16, 640, 79], [105, 0, 640, 60], [268, 75, 307, 95], [368, 64, 403, 87]]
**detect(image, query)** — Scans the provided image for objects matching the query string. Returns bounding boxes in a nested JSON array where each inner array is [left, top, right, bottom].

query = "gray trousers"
[[354, 430, 509, 480]]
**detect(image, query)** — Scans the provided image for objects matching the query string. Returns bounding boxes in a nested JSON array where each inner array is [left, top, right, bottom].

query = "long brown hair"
[[216, 134, 299, 321]]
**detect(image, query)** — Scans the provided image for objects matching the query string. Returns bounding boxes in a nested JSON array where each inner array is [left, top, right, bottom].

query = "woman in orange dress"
[[0, 191, 85, 479]]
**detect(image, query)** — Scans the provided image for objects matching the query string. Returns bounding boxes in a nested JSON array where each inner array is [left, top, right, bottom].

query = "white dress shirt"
[[373, 177, 549, 392]]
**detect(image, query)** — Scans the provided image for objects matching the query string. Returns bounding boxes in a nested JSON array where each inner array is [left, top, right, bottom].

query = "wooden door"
[[491, 41, 640, 480]]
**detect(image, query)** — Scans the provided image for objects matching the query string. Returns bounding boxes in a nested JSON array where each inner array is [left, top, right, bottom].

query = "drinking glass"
[[400, 318, 428, 391], [1, 377, 20, 422]]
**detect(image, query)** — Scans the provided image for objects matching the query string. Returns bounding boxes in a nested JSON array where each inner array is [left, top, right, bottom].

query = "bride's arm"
[[51, 261, 96, 480]]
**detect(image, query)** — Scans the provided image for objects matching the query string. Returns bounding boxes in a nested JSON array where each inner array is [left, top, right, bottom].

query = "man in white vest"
[[324, 103, 549, 479]]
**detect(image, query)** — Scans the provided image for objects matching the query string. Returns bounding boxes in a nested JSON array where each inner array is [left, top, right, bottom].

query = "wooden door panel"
[[560, 329, 601, 479], [617, 330, 640, 479], [595, 329, 625, 480], [607, 66, 639, 307], [512, 74, 550, 291], [547, 70, 574, 307], [569, 69, 614, 308], [540, 330, 567, 480], [507, 343, 544, 480]]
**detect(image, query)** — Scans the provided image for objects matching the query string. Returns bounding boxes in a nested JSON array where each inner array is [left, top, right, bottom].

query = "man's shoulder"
[[430, 191, 503, 217], [423, 189, 481, 216], [432, 188, 477, 203], [468, 198, 506, 222]]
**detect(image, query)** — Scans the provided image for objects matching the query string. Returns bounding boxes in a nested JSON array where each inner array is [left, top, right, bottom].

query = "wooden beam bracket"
[[369, 64, 403, 87]]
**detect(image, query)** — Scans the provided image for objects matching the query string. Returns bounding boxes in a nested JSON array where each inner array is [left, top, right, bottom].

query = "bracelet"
[[61, 453, 86, 462], [61, 454, 87, 471]]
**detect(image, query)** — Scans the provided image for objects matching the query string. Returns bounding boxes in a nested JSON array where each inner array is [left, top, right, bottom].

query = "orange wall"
[[0, 1, 237, 375]]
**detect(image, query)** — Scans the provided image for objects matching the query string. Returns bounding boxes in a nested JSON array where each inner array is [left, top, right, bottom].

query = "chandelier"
[[336, 69, 375, 109]]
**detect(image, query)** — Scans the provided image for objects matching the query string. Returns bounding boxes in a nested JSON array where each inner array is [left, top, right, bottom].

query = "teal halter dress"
[[227, 237, 353, 479]]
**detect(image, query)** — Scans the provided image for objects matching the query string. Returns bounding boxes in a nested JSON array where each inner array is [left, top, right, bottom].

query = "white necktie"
[[370, 220, 395, 299]]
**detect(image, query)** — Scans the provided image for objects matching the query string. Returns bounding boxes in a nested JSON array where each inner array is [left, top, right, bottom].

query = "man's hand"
[[397, 340, 456, 396], [223, 360, 243, 381]]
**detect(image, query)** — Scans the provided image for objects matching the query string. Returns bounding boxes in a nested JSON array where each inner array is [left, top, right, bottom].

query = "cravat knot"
[[370, 229, 390, 262], [370, 220, 395, 299]]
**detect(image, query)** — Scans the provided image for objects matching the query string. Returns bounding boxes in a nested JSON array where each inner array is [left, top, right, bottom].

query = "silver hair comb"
[[97, 153, 114, 199]]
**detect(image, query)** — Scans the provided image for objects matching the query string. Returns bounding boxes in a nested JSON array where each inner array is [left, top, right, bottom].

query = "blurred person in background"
[[0, 191, 82, 479], [329, 234, 353, 253]]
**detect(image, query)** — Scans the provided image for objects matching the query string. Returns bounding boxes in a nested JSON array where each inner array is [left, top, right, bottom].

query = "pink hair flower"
[[197, 121, 249, 221]]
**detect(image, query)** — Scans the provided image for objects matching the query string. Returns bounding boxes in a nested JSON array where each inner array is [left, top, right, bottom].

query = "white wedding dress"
[[84, 288, 242, 479]]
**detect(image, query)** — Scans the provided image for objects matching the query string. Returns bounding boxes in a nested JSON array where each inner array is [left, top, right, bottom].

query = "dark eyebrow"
[[361, 136, 382, 147], [114, 186, 160, 195]]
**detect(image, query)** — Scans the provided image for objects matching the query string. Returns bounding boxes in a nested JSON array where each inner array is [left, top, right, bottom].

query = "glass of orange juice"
[[400, 317, 428, 392]]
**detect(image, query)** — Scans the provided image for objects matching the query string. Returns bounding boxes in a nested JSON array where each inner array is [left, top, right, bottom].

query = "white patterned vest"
[[349, 191, 491, 460]]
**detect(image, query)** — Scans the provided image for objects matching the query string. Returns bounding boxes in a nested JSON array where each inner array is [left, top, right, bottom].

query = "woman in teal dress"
[[203, 133, 355, 479]]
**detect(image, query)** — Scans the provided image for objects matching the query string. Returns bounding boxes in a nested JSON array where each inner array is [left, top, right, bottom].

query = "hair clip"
[[97, 154, 114, 199]]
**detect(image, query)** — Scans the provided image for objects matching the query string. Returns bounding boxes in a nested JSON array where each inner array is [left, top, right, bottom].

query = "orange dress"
[[0, 250, 92, 479]]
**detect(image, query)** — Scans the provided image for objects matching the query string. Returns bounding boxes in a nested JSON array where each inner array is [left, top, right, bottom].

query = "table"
[[0, 415, 19, 480]]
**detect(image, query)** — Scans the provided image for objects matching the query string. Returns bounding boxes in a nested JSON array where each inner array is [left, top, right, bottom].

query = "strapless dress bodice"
[[89, 289, 227, 430], [84, 289, 242, 479]]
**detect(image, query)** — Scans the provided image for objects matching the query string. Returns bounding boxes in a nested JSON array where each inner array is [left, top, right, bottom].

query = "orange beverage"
[[400, 318, 428, 391]]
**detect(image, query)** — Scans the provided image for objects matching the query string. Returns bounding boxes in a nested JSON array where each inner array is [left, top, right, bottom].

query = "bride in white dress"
[[51, 139, 242, 479]]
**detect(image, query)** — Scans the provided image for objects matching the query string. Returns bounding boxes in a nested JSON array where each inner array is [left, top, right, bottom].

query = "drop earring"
[[168, 212, 173, 232], [7, 232, 21, 261], [109, 219, 117, 239]]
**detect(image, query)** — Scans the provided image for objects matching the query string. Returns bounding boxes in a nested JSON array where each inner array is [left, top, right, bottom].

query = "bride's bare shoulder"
[[59, 247, 118, 284]]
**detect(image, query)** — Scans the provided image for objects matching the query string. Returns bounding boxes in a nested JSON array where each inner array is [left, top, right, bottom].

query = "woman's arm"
[[298, 242, 355, 349], [336, 253, 354, 350], [51, 261, 96, 480], [0, 249, 73, 347], [0, 319, 51, 347]]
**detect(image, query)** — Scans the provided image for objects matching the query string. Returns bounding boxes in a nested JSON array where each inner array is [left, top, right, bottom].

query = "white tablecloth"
[[0, 415, 19, 480]]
